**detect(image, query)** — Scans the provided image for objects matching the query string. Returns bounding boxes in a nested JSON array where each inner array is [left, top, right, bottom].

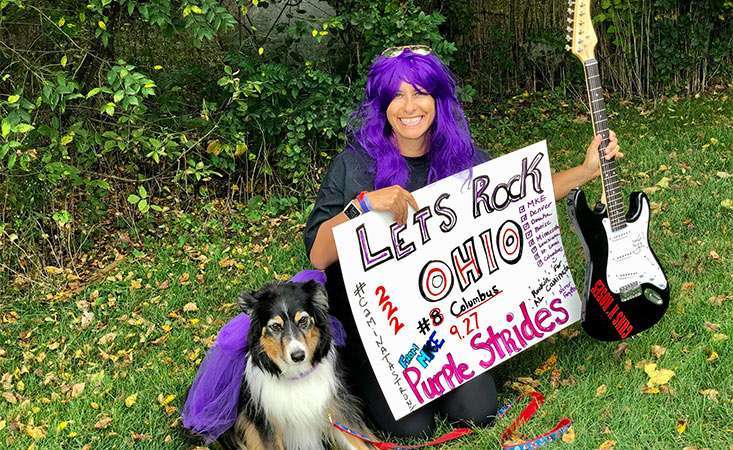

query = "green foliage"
[[127, 184, 164, 213], [0, 0, 731, 288], [216, 58, 353, 186], [346, 1, 457, 72]]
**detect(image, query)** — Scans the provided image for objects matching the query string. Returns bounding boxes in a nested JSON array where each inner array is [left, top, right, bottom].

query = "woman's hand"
[[582, 130, 624, 179], [365, 185, 419, 225]]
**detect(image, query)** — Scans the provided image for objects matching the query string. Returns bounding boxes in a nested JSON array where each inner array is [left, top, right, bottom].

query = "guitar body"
[[568, 189, 670, 341]]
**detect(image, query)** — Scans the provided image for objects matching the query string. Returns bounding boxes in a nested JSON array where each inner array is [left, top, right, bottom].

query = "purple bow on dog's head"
[[181, 270, 344, 443]]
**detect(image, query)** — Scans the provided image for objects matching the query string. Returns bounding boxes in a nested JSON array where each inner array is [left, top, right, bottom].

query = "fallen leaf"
[[656, 177, 671, 189], [94, 416, 112, 429], [712, 333, 728, 342], [2, 391, 17, 404], [650, 345, 666, 359], [206, 140, 222, 156], [709, 295, 733, 306], [179, 272, 190, 284], [676, 418, 687, 434], [699, 388, 719, 401], [706, 350, 719, 363], [80, 311, 94, 329], [125, 393, 138, 407], [535, 354, 557, 375], [97, 332, 117, 346], [183, 302, 199, 313], [219, 258, 236, 268], [25, 424, 46, 440], [681, 282, 695, 291], [560, 376, 577, 386], [722, 199, 733, 209], [158, 393, 176, 405], [635, 359, 651, 369], [559, 328, 580, 340], [562, 427, 576, 443], [716, 171, 731, 179], [709, 250, 720, 260], [598, 440, 617, 449], [45, 266, 64, 275], [614, 342, 628, 359], [596, 384, 608, 397], [71, 382, 85, 398], [130, 279, 142, 289], [132, 432, 150, 441], [550, 369, 561, 388], [644, 363, 674, 388], [704, 321, 720, 332]]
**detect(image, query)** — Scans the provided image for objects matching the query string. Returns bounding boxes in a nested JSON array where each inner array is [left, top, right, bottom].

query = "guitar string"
[[584, 59, 627, 231]]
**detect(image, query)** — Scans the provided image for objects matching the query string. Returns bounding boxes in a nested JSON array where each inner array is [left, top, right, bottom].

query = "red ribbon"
[[332, 390, 572, 450]]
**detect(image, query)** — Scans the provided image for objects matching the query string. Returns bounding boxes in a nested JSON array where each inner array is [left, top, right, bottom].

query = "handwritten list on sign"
[[333, 141, 581, 420]]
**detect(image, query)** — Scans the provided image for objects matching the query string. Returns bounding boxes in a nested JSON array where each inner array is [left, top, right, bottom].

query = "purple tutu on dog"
[[181, 270, 345, 443]]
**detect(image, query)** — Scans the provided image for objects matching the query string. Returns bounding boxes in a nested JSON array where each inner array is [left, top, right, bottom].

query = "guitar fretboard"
[[583, 59, 626, 231]]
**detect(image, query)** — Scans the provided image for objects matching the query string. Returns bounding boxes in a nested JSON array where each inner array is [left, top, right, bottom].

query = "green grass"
[[1, 89, 732, 449]]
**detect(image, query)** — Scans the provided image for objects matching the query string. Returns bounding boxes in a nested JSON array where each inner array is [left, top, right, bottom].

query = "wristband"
[[357, 191, 370, 213]]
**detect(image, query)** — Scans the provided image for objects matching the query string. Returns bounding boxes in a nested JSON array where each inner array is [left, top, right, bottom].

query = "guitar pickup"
[[619, 282, 642, 302]]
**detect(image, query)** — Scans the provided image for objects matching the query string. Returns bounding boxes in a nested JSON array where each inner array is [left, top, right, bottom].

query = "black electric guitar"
[[564, 1, 669, 341]]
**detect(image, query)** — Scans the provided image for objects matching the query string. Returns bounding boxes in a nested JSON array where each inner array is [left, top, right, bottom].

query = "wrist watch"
[[343, 200, 362, 219]]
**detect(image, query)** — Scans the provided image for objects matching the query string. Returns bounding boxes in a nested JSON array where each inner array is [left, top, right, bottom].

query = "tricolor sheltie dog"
[[219, 280, 373, 450]]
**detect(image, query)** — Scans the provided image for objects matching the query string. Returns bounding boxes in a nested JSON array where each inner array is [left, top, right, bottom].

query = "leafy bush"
[[0, 0, 456, 287]]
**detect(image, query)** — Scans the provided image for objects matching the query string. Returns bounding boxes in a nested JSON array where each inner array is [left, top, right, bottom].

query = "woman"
[[304, 46, 621, 438]]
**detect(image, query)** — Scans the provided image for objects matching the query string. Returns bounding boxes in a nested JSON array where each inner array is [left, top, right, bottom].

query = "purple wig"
[[348, 49, 476, 189]]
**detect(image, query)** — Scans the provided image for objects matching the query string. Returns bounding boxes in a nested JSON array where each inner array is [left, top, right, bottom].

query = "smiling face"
[[386, 81, 436, 153]]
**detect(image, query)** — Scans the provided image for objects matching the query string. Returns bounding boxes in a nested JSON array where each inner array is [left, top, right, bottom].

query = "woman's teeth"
[[400, 116, 423, 126]]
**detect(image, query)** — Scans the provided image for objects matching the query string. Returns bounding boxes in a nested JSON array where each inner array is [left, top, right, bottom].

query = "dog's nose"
[[290, 350, 306, 363]]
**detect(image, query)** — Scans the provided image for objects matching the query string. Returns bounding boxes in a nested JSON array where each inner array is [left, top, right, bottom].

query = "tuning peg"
[[567, 25, 573, 32], [565, 44, 572, 52], [568, 0, 574, 5], [567, 17, 573, 23], [565, 34, 572, 41], [577, 38, 583, 44], [568, 8, 573, 13]]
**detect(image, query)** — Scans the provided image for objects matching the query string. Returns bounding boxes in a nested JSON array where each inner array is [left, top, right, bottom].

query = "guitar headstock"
[[565, 0, 597, 62]]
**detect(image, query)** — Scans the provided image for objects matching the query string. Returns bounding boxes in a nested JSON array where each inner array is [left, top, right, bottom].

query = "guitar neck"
[[583, 59, 626, 230]]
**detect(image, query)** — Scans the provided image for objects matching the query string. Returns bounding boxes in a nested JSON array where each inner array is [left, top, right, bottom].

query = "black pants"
[[341, 323, 498, 438]]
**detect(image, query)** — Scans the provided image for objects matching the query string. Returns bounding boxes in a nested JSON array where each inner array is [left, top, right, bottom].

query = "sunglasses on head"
[[381, 45, 433, 57]]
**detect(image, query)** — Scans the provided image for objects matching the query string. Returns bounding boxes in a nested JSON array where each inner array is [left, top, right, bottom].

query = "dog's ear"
[[238, 282, 278, 314], [302, 280, 328, 309], [237, 291, 258, 315]]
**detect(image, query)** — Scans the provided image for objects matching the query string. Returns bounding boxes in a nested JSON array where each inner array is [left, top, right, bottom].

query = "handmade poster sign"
[[333, 141, 582, 420]]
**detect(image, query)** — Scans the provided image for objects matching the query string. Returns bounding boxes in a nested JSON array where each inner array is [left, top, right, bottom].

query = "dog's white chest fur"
[[245, 353, 338, 450]]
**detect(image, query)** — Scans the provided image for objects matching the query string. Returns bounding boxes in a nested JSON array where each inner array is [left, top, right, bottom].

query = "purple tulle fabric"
[[181, 270, 343, 443]]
